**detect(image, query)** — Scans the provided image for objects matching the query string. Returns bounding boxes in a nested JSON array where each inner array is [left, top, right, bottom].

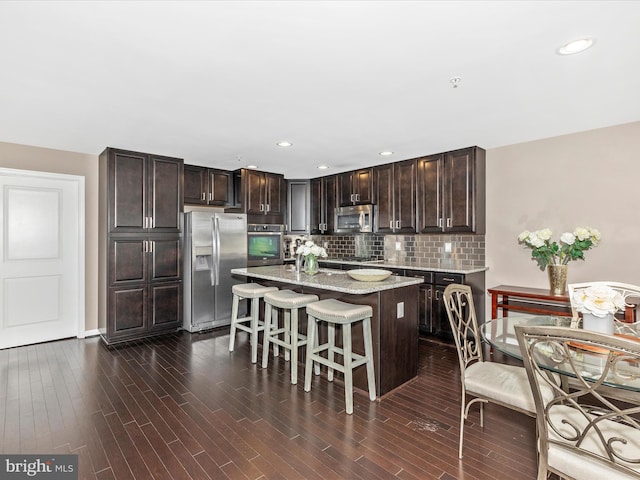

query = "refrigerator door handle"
[[212, 217, 221, 286]]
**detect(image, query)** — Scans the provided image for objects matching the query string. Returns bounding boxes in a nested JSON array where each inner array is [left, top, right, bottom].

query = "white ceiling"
[[1, 1, 639, 178]]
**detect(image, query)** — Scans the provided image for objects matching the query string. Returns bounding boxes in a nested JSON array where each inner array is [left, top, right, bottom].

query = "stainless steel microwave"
[[334, 204, 375, 233]]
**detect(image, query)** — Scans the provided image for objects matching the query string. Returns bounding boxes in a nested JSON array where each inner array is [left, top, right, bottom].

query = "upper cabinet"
[[417, 146, 485, 234], [310, 175, 337, 234], [374, 159, 417, 234], [104, 148, 183, 234], [337, 168, 373, 206], [183, 165, 233, 206], [231, 168, 285, 223]]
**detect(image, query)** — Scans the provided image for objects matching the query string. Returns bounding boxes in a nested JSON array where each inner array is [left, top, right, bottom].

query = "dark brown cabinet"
[[183, 164, 233, 206], [417, 146, 485, 234], [310, 175, 336, 234], [286, 180, 310, 234], [373, 159, 417, 233], [235, 168, 285, 223], [337, 168, 373, 206], [99, 147, 183, 345]]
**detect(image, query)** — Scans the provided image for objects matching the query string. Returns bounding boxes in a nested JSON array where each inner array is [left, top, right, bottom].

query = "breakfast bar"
[[231, 265, 424, 397]]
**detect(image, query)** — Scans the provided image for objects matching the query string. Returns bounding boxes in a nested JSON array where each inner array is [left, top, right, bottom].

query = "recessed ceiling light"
[[276, 141, 293, 147], [379, 151, 394, 156], [557, 37, 595, 55], [317, 165, 329, 170], [247, 164, 259, 169]]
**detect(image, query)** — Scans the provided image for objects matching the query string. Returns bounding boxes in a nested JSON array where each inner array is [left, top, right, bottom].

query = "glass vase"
[[547, 264, 568, 296], [304, 255, 319, 275]]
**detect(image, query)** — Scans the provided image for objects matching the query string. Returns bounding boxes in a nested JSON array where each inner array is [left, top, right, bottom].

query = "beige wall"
[[0, 142, 99, 332], [486, 121, 640, 317]]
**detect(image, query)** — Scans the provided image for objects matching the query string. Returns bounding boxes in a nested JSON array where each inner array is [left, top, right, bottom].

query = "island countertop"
[[231, 265, 424, 294]]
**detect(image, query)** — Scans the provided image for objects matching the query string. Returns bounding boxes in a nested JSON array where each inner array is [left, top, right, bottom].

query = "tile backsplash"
[[309, 233, 485, 268]]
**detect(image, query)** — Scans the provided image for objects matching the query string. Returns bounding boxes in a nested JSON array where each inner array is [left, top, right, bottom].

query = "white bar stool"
[[304, 299, 376, 414], [261, 289, 319, 384], [229, 283, 278, 363]]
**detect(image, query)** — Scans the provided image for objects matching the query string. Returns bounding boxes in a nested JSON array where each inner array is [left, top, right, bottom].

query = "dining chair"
[[443, 284, 552, 458], [514, 324, 640, 480], [567, 281, 640, 334]]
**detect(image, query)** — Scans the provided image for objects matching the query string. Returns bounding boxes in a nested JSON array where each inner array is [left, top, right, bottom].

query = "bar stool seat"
[[304, 299, 376, 414], [262, 289, 319, 384], [229, 283, 278, 363]]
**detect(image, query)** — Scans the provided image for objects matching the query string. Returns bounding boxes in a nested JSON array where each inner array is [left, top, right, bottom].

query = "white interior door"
[[0, 168, 84, 349]]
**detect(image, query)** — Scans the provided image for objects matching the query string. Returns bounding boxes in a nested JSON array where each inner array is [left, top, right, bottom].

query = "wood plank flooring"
[[0, 330, 541, 479]]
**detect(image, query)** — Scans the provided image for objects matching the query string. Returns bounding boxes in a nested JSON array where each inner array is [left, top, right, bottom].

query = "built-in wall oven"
[[247, 224, 285, 266]]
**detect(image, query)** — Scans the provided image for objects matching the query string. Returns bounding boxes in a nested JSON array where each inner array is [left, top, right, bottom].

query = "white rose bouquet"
[[572, 285, 625, 318], [518, 226, 601, 270], [296, 240, 327, 260]]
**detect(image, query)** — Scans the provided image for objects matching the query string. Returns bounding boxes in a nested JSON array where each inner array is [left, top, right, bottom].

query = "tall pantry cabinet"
[[98, 148, 183, 344]]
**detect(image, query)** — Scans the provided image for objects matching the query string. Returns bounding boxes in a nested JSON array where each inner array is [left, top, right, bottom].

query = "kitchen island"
[[231, 265, 423, 397]]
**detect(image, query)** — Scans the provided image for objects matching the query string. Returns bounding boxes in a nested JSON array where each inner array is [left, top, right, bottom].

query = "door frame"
[[0, 167, 86, 339]]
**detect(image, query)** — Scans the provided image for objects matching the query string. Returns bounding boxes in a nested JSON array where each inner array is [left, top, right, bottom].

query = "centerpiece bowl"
[[347, 269, 392, 282]]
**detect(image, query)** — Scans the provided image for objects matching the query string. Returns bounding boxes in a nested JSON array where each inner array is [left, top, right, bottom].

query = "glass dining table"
[[481, 314, 640, 395]]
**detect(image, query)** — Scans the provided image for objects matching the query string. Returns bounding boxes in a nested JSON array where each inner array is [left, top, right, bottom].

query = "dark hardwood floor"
[[0, 330, 540, 479]]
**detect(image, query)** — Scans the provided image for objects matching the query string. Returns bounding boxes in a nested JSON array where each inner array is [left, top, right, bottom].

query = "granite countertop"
[[231, 265, 424, 294], [313, 258, 488, 274]]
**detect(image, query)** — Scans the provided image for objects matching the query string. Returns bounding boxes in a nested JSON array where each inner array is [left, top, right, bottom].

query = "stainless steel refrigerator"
[[183, 211, 247, 332]]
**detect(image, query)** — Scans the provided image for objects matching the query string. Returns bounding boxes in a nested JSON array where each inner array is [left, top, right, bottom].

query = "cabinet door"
[[417, 154, 444, 233], [394, 159, 417, 233], [109, 237, 147, 286], [244, 169, 265, 214], [310, 178, 322, 234], [108, 286, 148, 339], [208, 169, 232, 206], [353, 168, 373, 204], [108, 150, 147, 233], [265, 173, 285, 215], [184, 164, 207, 205], [444, 148, 475, 233], [337, 171, 354, 206], [149, 236, 181, 282], [323, 175, 336, 233], [373, 164, 394, 233], [148, 155, 182, 232], [419, 285, 434, 334], [148, 282, 182, 332]]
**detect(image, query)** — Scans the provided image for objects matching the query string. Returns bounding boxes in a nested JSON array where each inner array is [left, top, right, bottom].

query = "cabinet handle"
[[266, 204, 270, 212], [148, 216, 153, 229], [355, 193, 360, 202], [350, 193, 355, 202], [149, 240, 154, 253], [390, 220, 394, 229], [446, 217, 452, 228], [260, 203, 264, 212], [396, 220, 401, 229], [438, 218, 444, 228], [428, 289, 432, 299], [443, 277, 455, 282], [201, 192, 206, 201], [209, 193, 212, 201], [435, 290, 440, 300]]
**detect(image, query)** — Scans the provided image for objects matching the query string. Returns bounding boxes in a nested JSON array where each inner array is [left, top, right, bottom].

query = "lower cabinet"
[[101, 234, 182, 344]]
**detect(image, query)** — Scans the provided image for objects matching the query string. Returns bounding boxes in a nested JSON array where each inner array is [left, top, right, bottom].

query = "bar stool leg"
[[229, 293, 240, 352], [284, 309, 291, 362], [362, 317, 376, 401], [342, 323, 353, 414], [261, 302, 273, 368], [304, 315, 316, 392], [327, 323, 335, 382], [250, 297, 259, 363], [290, 308, 299, 384]]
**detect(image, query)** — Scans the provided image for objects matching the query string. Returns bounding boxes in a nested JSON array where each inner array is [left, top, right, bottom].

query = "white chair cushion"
[[465, 361, 554, 413], [232, 283, 278, 298], [264, 289, 319, 308], [547, 404, 640, 480], [306, 298, 372, 324]]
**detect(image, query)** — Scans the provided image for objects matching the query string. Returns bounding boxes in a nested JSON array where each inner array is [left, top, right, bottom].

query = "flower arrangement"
[[295, 240, 328, 259], [572, 285, 625, 318], [517, 226, 601, 270]]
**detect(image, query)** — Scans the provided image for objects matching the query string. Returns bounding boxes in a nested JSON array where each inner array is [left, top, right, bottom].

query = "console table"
[[488, 285, 572, 319]]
